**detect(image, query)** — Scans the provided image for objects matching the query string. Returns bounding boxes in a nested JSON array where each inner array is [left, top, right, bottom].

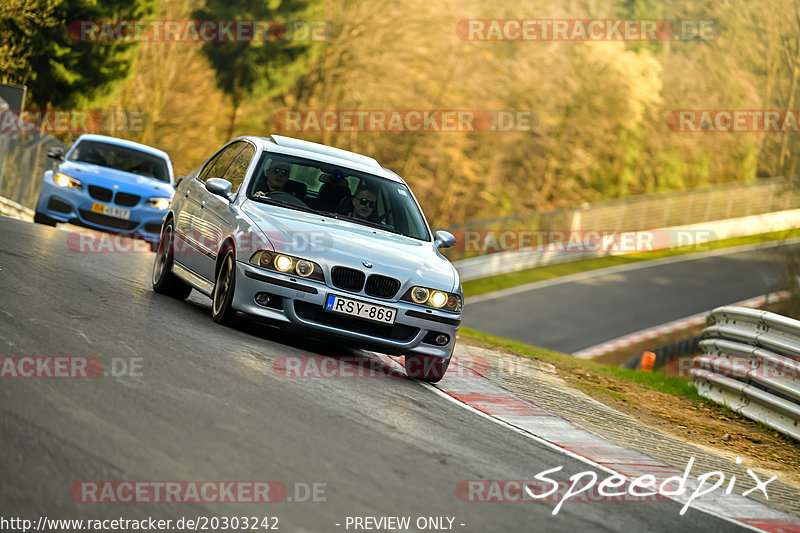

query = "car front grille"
[[364, 274, 401, 299], [114, 192, 140, 207], [294, 301, 418, 341], [331, 266, 366, 292], [78, 209, 138, 230], [88, 185, 113, 202], [144, 223, 162, 234]]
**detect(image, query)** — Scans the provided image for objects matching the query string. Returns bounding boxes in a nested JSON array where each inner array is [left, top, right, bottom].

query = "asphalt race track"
[[464, 243, 793, 354], [0, 216, 752, 531]]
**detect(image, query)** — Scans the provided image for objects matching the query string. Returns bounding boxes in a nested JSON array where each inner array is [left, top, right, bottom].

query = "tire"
[[33, 212, 57, 226], [152, 220, 192, 300], [405, 354, 451, 383], [211, 250, 240, 327]]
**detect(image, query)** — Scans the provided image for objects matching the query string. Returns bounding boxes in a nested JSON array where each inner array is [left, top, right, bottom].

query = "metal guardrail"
[[0, 130, 66, 209], [692, 306, 800, 441], [0, 196, 34, 221]]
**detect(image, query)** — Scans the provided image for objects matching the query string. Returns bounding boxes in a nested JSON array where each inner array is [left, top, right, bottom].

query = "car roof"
[[74, 134, 172, 161], [239, 135, 406, 184]]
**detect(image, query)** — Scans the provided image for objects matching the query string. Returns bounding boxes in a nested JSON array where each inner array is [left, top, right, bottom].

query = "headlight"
[[411, 287, 429, 303], [295, 260, 313, 277], [274, 254, 293, 272], [429, 291, 447, 308], [146, 197, 171, 210], [54, 172, 82, 189], [402, 286, 462, 312], [249, 251, 324, 282]]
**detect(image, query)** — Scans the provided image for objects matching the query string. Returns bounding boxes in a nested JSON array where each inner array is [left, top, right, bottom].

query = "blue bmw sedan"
[[34, 134, 175, 250], [151, 135, 462, 382]]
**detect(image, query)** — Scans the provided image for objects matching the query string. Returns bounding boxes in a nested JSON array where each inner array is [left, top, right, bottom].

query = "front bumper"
[[35, 176, 168, 243], [231, 261, 460, 358]]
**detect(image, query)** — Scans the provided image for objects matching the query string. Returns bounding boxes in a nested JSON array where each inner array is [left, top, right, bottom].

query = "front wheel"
[[152, 220, 192, 300], [405, 354, 451, 383], [211, 251, 240, 327]]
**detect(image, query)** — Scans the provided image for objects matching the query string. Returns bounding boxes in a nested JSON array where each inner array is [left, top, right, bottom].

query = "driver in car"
[[254, 162, 291, 196]]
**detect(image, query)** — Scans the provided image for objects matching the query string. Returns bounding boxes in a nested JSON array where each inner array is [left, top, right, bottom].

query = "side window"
[[197, 142, 244, 183], [197, 153, 219, 183], [222, 144, 255, 194]]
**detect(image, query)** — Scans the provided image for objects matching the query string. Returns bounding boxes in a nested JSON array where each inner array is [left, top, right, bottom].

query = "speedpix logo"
[[457, 457, 775, 516]]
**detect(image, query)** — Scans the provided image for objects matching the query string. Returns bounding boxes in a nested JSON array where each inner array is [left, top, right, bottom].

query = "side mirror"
[[205, 178, 233, 201], [47, 147, 65, 160], [434, 230, 456, 249]]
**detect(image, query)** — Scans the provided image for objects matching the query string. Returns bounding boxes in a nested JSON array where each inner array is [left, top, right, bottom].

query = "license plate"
[[325, 294, 397, 324], [91, 202, 131, 220]]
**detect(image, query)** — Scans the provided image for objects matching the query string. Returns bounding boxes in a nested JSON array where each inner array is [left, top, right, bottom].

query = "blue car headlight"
[[54, 172, 82, 190], [146, 197, 171, 210]]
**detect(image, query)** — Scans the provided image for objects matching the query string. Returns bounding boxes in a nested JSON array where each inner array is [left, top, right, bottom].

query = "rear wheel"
[[152, 220, 192, 300], [405, 354, 451, 383], [212, 250, 240, 327], [33, 212, 57, 226]]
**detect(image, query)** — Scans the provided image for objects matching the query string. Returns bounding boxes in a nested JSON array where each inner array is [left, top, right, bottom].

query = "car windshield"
[[247, 153, 431, 241], [68, 140, 171, 183]]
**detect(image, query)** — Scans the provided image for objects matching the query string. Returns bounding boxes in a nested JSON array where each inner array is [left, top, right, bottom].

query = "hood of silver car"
[[242, 202, 458, 292], [58, 161, 174, 196]]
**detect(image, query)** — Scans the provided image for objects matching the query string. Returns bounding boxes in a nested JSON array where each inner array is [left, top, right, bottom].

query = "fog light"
[[435, 334, 449, 346], [255, 293, 272, 306]]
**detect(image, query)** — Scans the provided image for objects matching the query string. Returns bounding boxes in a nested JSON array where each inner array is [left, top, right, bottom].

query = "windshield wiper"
[[340, 214, 403, 235]]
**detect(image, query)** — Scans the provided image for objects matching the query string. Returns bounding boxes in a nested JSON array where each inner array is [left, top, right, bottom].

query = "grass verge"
[[460, 327, 703, 401], [463, 228, 800, 298]]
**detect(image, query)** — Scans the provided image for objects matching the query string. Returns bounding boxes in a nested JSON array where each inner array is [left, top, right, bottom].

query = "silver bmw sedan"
[[152, 135, 462, 382]]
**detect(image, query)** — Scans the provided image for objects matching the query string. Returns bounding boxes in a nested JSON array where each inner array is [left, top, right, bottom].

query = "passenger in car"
[[347, 186, 378, 221]]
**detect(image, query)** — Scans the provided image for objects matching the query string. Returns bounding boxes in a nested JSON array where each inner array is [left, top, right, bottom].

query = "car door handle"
[[184, 191, 190, 198], [200, 201, 206, 209]]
